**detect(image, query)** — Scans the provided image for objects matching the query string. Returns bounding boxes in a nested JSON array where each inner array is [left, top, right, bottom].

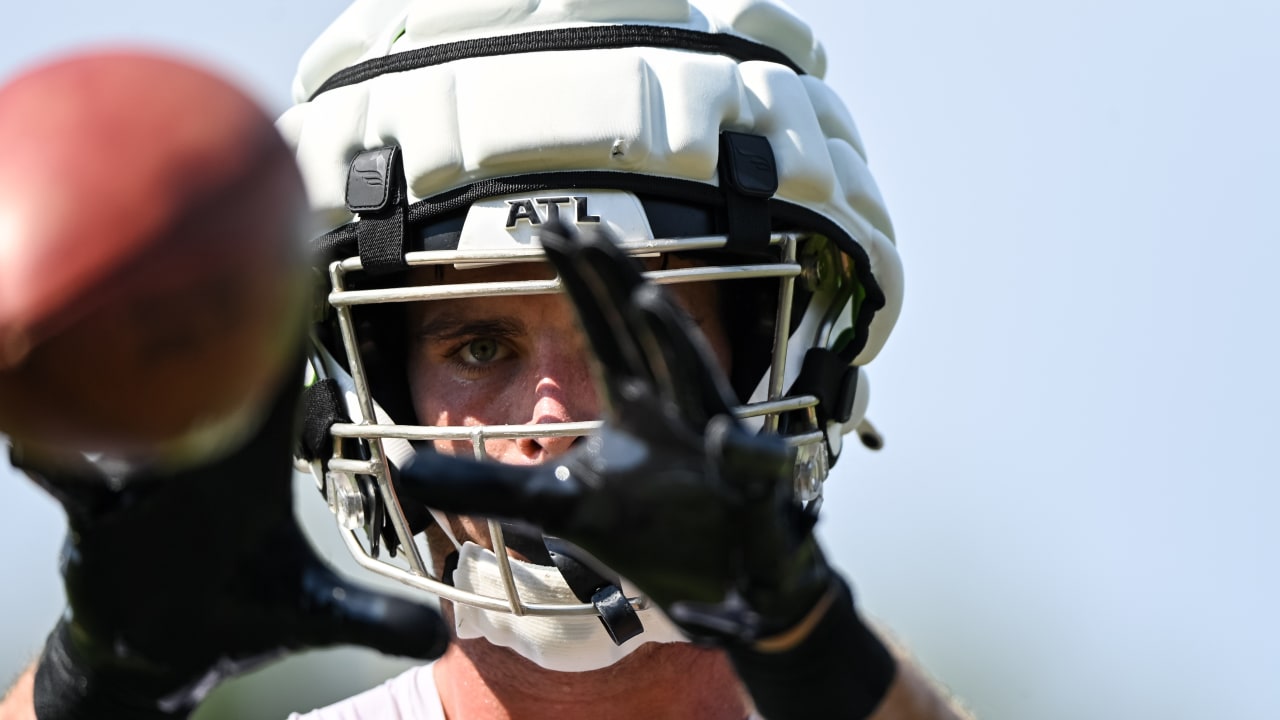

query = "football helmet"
[[280, 0, 902, 666]]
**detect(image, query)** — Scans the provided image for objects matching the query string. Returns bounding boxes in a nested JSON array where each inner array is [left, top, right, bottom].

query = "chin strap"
[[500, 522, 644, 645], [544, 537, 644, 645]]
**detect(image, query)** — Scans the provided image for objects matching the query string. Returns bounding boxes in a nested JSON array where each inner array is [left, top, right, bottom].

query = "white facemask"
[[450, 540, 689, 673]]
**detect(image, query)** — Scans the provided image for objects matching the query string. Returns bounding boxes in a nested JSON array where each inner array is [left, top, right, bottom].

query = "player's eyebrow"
[[414, 316, 523, 342]]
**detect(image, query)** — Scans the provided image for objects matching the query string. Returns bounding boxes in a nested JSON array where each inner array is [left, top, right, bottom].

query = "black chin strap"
[[502, 523, 645, 645]]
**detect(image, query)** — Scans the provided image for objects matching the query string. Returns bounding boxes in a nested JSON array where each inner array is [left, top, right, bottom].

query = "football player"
[[1, 1, 971, 718]]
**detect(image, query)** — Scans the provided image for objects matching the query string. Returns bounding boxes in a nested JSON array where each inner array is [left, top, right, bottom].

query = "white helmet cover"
[[282, 0, 903, 669]]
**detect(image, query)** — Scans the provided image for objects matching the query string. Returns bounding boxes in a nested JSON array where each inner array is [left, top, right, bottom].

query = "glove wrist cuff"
[[728, 576, 897, 719]]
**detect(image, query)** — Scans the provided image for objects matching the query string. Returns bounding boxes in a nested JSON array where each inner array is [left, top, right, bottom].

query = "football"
[[0, 50, 310, 457]]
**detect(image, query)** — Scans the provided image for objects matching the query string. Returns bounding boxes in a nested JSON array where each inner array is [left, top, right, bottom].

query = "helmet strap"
[[718, 132, 778, 253], [347, 145, 409, 275]]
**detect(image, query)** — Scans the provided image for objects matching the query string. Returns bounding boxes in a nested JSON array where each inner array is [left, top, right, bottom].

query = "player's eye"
[[457, 337, 504, 365]]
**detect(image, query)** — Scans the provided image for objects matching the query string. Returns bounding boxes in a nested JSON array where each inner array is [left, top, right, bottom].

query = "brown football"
[[0, 50, 310, 457]]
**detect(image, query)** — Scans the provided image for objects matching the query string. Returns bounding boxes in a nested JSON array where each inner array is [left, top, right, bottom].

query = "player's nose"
[[515, 332, 598, 461]]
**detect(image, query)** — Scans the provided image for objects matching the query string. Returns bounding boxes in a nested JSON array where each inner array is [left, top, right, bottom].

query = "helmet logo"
[[459, 190, 652, 252], [505, 196, 601, 229]]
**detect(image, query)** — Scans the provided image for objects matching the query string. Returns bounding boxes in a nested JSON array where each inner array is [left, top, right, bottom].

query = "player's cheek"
[[410, 366, 522, 455]]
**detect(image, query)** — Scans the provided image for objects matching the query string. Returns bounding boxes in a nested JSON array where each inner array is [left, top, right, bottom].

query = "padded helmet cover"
[[278, 0, 902, 367]]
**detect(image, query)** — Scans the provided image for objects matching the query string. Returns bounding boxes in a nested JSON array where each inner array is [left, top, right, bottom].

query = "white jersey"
[[288, 664, 445, 720]]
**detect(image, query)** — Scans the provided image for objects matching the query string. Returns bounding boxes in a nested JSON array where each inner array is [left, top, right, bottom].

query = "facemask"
[[450, 540, 688, 673]]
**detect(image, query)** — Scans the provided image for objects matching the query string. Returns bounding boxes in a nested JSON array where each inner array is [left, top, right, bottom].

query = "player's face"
[[405, 258, 731, 466]]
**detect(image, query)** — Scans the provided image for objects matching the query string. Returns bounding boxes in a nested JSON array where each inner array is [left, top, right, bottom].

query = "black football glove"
[[397, 220, 829, 643], [400, 221, 899, 718], [397, 221, 899, 717], [15, 377, 449, 720]]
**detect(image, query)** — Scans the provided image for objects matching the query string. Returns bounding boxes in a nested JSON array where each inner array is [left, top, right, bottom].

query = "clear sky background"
[[2, 2, 1277, 719]]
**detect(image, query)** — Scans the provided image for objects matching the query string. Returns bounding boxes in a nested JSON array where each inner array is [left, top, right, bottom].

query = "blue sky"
[[2, 2, 1277, 718]]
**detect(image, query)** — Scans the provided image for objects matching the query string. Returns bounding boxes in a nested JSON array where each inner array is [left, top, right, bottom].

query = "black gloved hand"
[[16, 378, 449, 720], [397, 220, 830, 644]]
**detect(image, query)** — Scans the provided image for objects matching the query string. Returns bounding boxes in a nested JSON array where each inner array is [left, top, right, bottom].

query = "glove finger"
[[539, 221, 653, 404], [297, 561, 450, 660], [628, 283, 738, 426], [397, 450, 582, 532]]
